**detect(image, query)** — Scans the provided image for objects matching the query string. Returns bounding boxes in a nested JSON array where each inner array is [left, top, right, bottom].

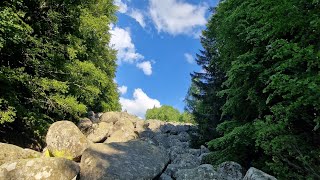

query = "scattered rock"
[[100, 111, 121, 124], [77, 118, 93, 135], [159, 173, 173, 180], [104, 129, 137, 143], [87, 122, 113, 143], [243, 167, 277, 180], [113, 118, 135, 131], [145, 120, 164, 132], [46, 121, 90, 161], [216, 161, 243, 180], [200, 145, 210, 154], [0, 157, 79, 180], [173, 164, 217, 180], [80, 140, 169, 180], [0, 143, 41, 166]]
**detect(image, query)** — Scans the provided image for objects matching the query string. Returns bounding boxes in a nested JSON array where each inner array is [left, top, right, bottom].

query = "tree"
[[185, 19, 227, 146], [0, 0, 120, 148], [188, 0, 320, 178], [146, 105, 181, 122]]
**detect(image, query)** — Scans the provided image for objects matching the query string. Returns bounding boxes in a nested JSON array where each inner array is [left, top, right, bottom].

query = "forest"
[[0, 0, 319, 179], [185, 0, 320, 179], [0, 0, 120, 148]]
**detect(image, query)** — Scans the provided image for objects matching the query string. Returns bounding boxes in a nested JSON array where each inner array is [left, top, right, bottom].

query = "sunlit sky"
[[111, 0, 219, 118]]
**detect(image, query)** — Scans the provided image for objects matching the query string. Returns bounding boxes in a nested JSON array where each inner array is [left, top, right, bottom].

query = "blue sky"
[[111, 0, 219, 118]]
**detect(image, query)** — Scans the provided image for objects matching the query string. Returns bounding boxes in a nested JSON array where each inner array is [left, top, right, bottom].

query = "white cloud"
[[149, 0, 208, 35], [120, 88, 161, 118], [114, 0, 128, 13], [128, 9, 146, 28], [118, 85, 128, 95], [110, 26, 143, 63], [136, 61, 152, 75], [184, 53, 194, 64]]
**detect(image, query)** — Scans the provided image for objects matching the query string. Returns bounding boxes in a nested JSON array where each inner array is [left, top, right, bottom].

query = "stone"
[[134, 120, 146, 133], [172, 153, 200, 167], [0, 157, 79, 180], [88, 111, 99, 123], [80, 140, 170, 180], [99, 111, 121, 124], [159, 173, 173, 180], [177, 131, 190, 142], [145, 120, 164, 132], [0, 143, 41, 166], [164, 163, 198, 177], [173, 164, 217, 180], [104, 129, 137, 143], [216, 161, 243, 180], [77, 118, 93, 135], [188, 149, 201, 157], [175, 125, 191, 134], [113, 119, 135, 131], [200, 145, 210, 154], [160, 124, 177, 134], [243, 167, 277, 180], [46, 121, 90, 161], [198, 153, 210, 163], [87, 122, 113, 143], [169, 146, 188, 160]]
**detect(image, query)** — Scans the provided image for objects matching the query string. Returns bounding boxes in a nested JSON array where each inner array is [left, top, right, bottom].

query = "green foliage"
[[187, 0, 320, 178], [146, 105, 194, 123], [0, 0, 120, 147]]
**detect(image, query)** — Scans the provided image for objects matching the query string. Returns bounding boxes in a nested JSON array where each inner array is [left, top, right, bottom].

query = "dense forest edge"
[[0, 0, 319, 179], [0, 0, 121, 149], [185, 0, 320, 179]]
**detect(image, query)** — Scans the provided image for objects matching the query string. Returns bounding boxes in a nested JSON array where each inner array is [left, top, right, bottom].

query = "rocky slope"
[[0, 112, 277, 180]]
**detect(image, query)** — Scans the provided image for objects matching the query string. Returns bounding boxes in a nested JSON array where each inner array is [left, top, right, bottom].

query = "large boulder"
[[46, 121, 90, 161], [173, 164, 217, 180], [80, 140, 170, 180], [216, 161, 243, 180], [0, 157, 79, 180], [104, 129, 137, 143], [145, 120, 164, 132], [87, 122, 113, 143], [243, 167, 277, 180], [0, 143, 41, 166], [113, 119, 135, 132], [100, 111, 121, 124]]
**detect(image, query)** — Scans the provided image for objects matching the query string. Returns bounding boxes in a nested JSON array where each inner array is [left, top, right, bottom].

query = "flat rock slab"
[[0, 157, 79, 180], [80, 140, 170, 180]]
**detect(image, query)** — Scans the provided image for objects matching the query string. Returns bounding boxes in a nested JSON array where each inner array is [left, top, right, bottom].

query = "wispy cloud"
[[149, 0, 208, 35], [128, 9, 146, 28], [184, 53, 194, 64], [110, 26, 143, 63], [136, 61, 152, 75]]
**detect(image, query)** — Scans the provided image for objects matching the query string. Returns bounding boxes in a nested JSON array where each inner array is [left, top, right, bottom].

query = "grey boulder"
[[80, 140, 169, 180], [0, 157, 79, 180], [216, 161, 243, 180], [46, 121, 90, 161], [87, 122, 113, 143], [243, 167, 277, 180], [0, 143, 41, 166], [173, 164, 217, 180]]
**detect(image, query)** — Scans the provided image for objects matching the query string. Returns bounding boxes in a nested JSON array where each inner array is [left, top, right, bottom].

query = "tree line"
[[185, 0, 320, 179], [146, 105, 194, 124], [0, 0, 120, 148]]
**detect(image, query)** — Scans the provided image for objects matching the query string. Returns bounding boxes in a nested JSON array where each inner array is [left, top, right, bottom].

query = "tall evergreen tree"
[[185, 25, 226, 146]]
